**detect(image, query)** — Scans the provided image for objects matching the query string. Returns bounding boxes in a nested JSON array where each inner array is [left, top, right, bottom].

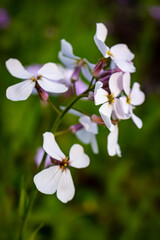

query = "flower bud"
[[69, 124, 83, 133], [35, 83, 49, 101], [71, 66, 81, 83], [92, 59, 107, 77], [91, 114, 105, 125]]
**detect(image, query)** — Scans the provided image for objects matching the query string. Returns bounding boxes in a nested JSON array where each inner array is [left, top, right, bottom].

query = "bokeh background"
[[0, 0, 160, 239]]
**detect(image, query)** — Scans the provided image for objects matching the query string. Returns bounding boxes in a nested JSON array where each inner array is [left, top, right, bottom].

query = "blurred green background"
[[0, 0, 160, 239]]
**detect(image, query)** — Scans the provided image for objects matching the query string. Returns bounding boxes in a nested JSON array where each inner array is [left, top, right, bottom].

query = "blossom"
[[107, 124, 121, 157], [58, 39, 94, 81], [94, 23, 135, 73], [34, 132, 90, 203], [70, 114, 99, 154], [120, 72, 145, 128], [94, 72, 124, 131], [6, 58, 68, 101]]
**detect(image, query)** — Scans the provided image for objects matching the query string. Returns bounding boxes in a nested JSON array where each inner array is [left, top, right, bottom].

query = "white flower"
[[58, 39, 94, 81], [107, 124, 121, 157], [75, 115, 99, 154], [34, 132, 90, 203], [120, 72, 145, 128], [94, 72, 124, 131], [94, 23, 135, 73], [6, 58, 68, 101]]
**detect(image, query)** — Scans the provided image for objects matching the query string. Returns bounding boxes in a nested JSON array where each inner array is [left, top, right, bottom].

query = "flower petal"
[[79, 116, 98, 134], [43, 132, 66, 160], [81, 65, 92, 81], [75, 129, 91, 144], [130, 82, 145, 106], [111, 44, 134, 61], [38, 63, 65, 81], [6, 58, 33, 79], [38, 77, 68, 93], [120, 96, 130, 114], [33, 166, 62, 194], [130, 108, 143, 129], [123, 72, 131, 95], [91, 134, 99, 154], [56, 169, 75, 203], [109, 72, 123, 97], [60, 39, 77, 58], [99, 103, 115, 131], [6, 80, 35, 101], [69, 144, 90, 168], [107, 125, 121, 157], [95, 23, 108, 42], [58, 52, 77, 69], [114, 59, 136, 73], [94, 81, 108, 105], [94, 23, 108, 57]]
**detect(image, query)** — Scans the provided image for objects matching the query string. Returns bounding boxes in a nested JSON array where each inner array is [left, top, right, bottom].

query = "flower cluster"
[[6, 23, 145, 203]]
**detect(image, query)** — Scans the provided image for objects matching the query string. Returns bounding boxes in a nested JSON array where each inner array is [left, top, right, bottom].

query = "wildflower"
[[6, 58, 68, 101], [94, 23, 135, 73], [58, 39, 94, 82], [107, 124, 121, 157], [70, 115, 98, 154], [120, 72, 145, 128], [34, 132, 90, 203], [94, 72, 124, 131]]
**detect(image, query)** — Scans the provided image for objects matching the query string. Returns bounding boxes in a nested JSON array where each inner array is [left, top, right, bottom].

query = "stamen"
[[107, 49, 114, 58]]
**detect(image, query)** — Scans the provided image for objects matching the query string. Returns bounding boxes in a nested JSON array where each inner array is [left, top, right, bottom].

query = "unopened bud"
[[69, 124, 83, 133], [71, 66, 81, 83], [88, 91, 94, 101], [35, 83, 49, 101], [91, 114, 105, 125], [92, 59, 107, 77]]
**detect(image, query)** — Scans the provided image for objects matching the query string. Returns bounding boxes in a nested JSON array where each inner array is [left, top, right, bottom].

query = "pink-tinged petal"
[[58, 52, 77, 69], [130, 82, 145, 106], [107, 125, 121, 157], [109, 72, 123, 96], [61, 39, 77, 58], [33, 166, 62, 194], [6, 80, 35, 101], [95, 23, 108, 42], [91, 134, 98, 154], [114, 98, 128, 119], [75, 129, 91, 144], [130, 108, 143, 129], [111, 44, 134, 61], [6, 58, 33, 79], [99, 103, 115, 131], [38, 63, 65, 81], [79, 116, 98, 134], [114, 59, 136, 73], [43, 132, 65, 161], [81, 65, 92, 81], [69, 144, 90, 168], [94, 23, 108, 57], [123, 72, 131, 95], [94, 81, 108, 105], [56, 169, 75, 203], [38, 77, 68, 93], [75, 80, 88, 96]]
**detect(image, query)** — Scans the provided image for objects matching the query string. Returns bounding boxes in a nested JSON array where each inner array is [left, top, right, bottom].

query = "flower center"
[[107, 49, 114, 58], [51, 156, 69, 171], [107, 93, 115, 104], [126, 95, 131, 104], [30, 75, 42, 82]]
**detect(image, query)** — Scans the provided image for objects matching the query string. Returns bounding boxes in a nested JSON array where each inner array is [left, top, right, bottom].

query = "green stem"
[[47, 98, 61, 115]]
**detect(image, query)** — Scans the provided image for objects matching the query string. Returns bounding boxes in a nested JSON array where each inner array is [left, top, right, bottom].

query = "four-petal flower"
[[34, 132, 90, 203], [6, 58, 68, 101]]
